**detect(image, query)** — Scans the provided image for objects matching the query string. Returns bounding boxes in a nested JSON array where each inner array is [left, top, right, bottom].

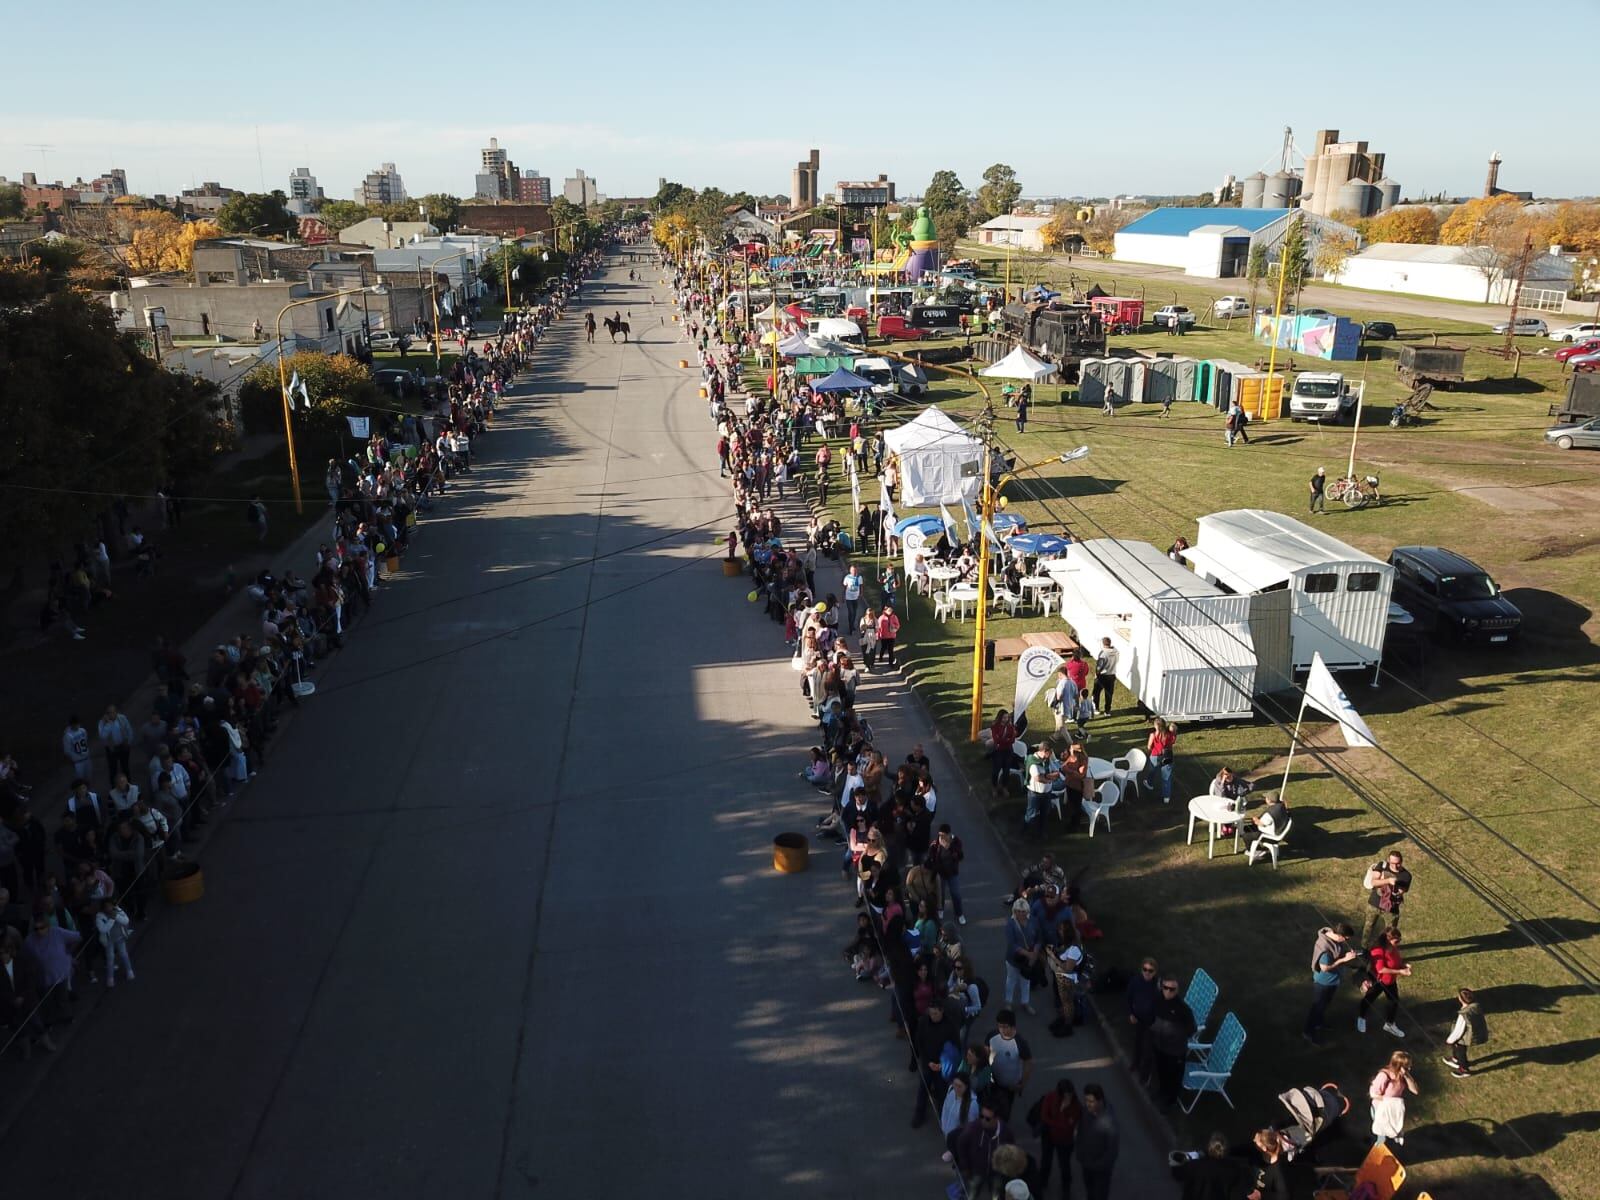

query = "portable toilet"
[[1173, 357, 1198, 404], [1196, 360, 1218, 407], [1126, 357, 1150, 404], [1236, 372, 1285, 419], [1147, 359, 1178, 408], [1078, 358, 1106, 408]]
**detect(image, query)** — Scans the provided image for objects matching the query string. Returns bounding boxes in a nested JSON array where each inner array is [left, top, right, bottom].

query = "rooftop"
[[977, 215, 1052, 231], [1119, 207, 1293, 237]]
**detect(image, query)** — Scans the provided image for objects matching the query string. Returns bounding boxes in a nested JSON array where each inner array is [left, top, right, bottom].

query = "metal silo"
[[1241, 172, 1266, 209], [1265, 170, 1294, 208], [1375, 178, 1401, 212], [1337, 179, 1376, 217]]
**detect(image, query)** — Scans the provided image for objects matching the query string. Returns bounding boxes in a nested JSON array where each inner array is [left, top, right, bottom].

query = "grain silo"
[[1264, 170, 1295, 208], [1337, 179, 1377, 217], [1240, 172, 1266, 209], [1375, 179, 1401, 212]]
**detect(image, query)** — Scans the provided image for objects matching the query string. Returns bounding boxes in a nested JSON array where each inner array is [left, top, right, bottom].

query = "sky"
[[3, 0, 1595, 205]]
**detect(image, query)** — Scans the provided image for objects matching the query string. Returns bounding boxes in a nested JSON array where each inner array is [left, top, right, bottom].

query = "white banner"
[[851, 468, 861, 512], [961, 495, 980, 542], [879, 479, 896, 529], [345, 415, 371, 438], [1013, 646, 1065, 728], [1304, 652, 1378, 748]]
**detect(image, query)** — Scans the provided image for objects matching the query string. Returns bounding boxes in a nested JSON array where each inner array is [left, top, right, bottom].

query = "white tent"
[[814, 317, 862, 340], [777, 332, 813, 356], [980, 345, 1059, 382], [752, 301, 783, 323], [881, 407, 984, 506]]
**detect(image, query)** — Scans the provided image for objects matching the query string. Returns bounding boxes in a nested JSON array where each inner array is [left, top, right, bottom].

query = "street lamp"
[[274, 284, 382, 514], [417, 251, 468, 370], [969, 445, 1091, 741]]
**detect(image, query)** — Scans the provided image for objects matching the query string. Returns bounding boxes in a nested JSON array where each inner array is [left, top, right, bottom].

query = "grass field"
[[769, 275, 1600, 1198]]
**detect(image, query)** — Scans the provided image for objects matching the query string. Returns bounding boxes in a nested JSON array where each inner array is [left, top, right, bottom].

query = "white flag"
[[938, 501, 958, 538], [511, 266, 521, 281], [961, 495, 980, 542], [1013, 646, 1065, 732], [286, 371, 302, 411], [1304, 652, 1378, 748], [297, 375, 311, 409], [879, 479, 896, 529]]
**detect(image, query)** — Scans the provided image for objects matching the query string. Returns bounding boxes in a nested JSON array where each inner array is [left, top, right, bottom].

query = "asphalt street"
[[2, 254, 1178, 1198]]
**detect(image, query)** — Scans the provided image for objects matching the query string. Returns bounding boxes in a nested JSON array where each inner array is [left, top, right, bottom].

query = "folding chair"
[[1180, 1012, 1245, 1113]]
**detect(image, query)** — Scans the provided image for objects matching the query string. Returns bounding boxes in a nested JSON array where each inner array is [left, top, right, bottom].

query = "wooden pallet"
[[991, 631, 1079, 661]]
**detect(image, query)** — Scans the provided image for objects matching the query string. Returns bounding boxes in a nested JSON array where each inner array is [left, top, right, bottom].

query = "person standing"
[[93, 898, 135, 987], [1015, 392, 1029, 434], [986, 1010, 1035, 1115], [1357, 927, 1412, 1039], [911, 997, 958, 1128], [1, 941, 57, 1059], [1003, 903, 1040, 1016], [1361, 851, 1412, 950], [1304, 922, 1359, 1045], [1147, 718, 1176, 803], [1091, 637, 1119, 715], [98, 704, 134, 787], [1046, 664, 1078, 735], [1147, 974, 1198, 1110], [245, 495, 268, 545], [1076, 1084, 1119, 1200], [988, 708, 1018, 798], [875, 604, 901, 669], [62, 716, 93, 783], [954, 1099, 1016, 1195], [1368, 1051, 1418, 1147], [1023, 742, 1059, 840], [928, 824, 967, 926], [1036, 1078, 1081, 1198], [1309, 467, 1327, 515], [1443, 986, 1489, 1079], [842, 565, 863, 633]]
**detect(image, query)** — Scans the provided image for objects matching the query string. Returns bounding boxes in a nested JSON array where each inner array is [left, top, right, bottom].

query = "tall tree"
[[318, 200, 370, 230], [1314, 230, 1360, 280], [976, 163, 1022, 220], [416, 193, 462, 231], [1534, 201, 1600, 255], [126, 212, 223, 273], [654, 180, 692, 211], [1276, 217, 1311, 309], [1246, 243, 1267, 315], [923, 170, 967, 219], [0, 183, 23, 219], [1438, 194, 1528, 246], [216, 191, 296, 237], [1366, 206, 1440, 245]]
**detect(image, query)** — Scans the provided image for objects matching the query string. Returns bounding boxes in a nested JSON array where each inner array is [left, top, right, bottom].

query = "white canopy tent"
[[814, 317, 862, 340], [751, 301, 783, 323], [980, 345, 1059, 382], [881, 407, 984, 506], [777, 332, 813, 356]]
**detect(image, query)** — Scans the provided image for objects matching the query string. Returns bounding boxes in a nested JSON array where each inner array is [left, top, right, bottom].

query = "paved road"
[[2, 255, 1178, 1198]]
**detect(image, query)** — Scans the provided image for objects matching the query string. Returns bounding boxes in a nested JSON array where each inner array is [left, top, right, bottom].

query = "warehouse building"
[[1336, 242, 1573, 305], [1113, 207, 1355, 279]]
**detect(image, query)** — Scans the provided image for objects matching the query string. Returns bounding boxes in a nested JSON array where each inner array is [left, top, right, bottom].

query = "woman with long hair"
[[1147, 718, 1177, 803]]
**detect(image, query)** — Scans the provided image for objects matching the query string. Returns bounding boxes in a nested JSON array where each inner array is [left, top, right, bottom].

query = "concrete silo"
[[1264, 170, 1295, 209], [1240, 172, 1266, 209], [1375, 178, 1401, 212], [1337, 179, 1377, 217]]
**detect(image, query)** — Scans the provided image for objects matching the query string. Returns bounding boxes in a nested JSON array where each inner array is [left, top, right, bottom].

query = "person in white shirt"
[[1092, 637, 1120, 715], [1046, 668, 1078, 734], [62, 718, 93, 782], [93, 900, 135, 987]]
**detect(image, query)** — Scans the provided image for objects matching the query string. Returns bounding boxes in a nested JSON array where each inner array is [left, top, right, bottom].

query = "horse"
[[603, 316, 631, 343]]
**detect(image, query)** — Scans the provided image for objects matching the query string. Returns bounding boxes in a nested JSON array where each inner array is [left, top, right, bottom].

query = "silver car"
[[1544, 417, 1600, 450]]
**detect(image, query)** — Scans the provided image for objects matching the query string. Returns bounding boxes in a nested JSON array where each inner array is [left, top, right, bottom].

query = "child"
[[94, 898, 135, 987], [1443, 987, 1489, 1078]]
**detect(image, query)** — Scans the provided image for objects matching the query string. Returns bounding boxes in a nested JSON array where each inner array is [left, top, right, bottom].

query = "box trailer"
[[1550, 373, 1600, 424], [1397, 344, 1467, 387], [1180, 509, 1394, 672], [1043, 539, 1257, 722], [1089, 296, 1144, 334]]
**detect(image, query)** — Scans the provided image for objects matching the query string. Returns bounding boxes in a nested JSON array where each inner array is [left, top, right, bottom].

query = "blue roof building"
[[1113, 206, 1356, 279]]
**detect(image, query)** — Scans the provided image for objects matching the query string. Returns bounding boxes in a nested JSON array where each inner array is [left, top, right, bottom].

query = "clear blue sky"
[[3, 0, 1594, 203]]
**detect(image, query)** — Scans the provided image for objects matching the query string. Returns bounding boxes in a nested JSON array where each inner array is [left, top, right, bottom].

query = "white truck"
[[1289, 371, 1356, 423]]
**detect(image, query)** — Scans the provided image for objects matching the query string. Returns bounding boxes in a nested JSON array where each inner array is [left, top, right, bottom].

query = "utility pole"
[[1499, 234, 1535, 359], [968, 401, 997, 742]]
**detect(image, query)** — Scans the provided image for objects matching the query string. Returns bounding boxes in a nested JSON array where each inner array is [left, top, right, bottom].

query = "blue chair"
[[1180, 1012, 1246, 1113], [1184, 968, 1219, 1057]]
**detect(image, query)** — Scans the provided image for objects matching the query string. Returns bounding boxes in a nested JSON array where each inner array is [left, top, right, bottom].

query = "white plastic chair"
[[1111, 747, 1147, 800], [988, 578, 1023, 616], [1082, 779, 1121, 836], [1007, 740, 1028, 790], [1038, 592, 1059, 618], [933, 591, 953, 622], [1246, 818, 1293, 869]]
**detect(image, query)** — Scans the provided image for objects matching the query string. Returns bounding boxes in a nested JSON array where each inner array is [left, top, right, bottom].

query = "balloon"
[[746, 590, 759, 603], [815, 602, 827, 613], [997, 495, 1009, 509]]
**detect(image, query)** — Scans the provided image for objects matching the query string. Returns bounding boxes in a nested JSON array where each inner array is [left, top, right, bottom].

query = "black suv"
[[1388, 546, 1521, 643]]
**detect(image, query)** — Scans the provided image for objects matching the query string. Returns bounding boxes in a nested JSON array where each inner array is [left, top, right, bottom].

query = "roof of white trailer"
[[1043, 539, 1223, 603], [1188, 509, 1384, 591]]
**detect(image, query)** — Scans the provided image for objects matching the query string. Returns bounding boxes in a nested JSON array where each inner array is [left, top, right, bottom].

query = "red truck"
[[1089, 296, 1144, 334], [877, 314, 927, 340]]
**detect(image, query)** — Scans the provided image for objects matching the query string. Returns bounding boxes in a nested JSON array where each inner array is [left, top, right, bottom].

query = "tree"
[[318, 200, 370, 231], [1366, 206, 1440, 245], [924, 170, 968, 220], [1314, 230, 1359, 280], [126, 213, 223, 273], [0, 184, 23, 219], [1246, 243, 1267, 315], [416, 193, 461, 231], [547, 196, 590, 251], [372, 201, 424, 225], [1275, 217, 1311, 310], [1534, 201, 1600, 255], [654, 180, 692, 211], [216, 191, 296, 237], [1081, 208, 1135, 255], [1040, 210, 1080, 251], [0, 290, 229, 557], [1438, 194, 1527, 246], [237, 351, 379, 437], [977, 163, 1022, 220]]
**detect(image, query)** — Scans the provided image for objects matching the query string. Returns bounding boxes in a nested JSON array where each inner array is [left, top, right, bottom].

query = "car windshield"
[[857, 367, 892, 385], [1297, 381, 1341, 398], [1440, 574, 1497, 600]]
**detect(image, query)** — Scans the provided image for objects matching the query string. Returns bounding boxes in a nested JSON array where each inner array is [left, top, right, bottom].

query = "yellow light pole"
[[1262, 255, 1291, 422], [418, 251, 468, 370], [501, 238, 514, 311], [273, 284, 378, 514], [969, 445, 1091, 741]]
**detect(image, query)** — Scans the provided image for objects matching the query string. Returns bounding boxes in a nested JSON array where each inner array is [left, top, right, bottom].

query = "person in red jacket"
[[1065, 649, 1090, 693], [989, 707, 1018, 798], [874, 605, 901, 668], [1037, 1077, 1082, 1197], [1358, 927, 1413, 1039]]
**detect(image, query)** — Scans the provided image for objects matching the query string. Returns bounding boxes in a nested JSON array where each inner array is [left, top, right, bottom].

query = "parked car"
[[1491, 316, 1548, 337], [1289, 371, 1355, 423], [1549, 322, 1600, 343], [1569, 350, 1600, 372], [1151, 304, 1197, 328], [1362, 321, 1398, 340], [1213, 295, 1249, 317], [1554, 337, 1600, 363], [1298, 307, 1335, 319], [1544, 416, 1600, 450], [1387, 546, 1521, 643], [368, 331, 411, 351]]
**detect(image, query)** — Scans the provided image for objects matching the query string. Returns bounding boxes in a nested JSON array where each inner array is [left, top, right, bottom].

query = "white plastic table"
[[1187, 794, 1246, 859], [1020, 576, 1056, 612], [927, 565, 960, 588], [949, 583, 981, 621], [1087, 756, 1117, 784]]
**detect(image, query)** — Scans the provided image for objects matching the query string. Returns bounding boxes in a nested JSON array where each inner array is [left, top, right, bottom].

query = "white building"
[[563, 169, 598, 207], [337, 218, 439, 250], [357, 163, 407, 206], [975, 215, 1052, 252], [287, 167, 323, 216], [1114, 207, 1356, 279], [1335, 242, 1573, 305], [371, 235, 499, 298]]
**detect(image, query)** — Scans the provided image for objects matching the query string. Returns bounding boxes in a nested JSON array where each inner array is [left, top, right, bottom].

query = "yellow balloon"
[[997, 496, 1009, 509], [746, 590, 760, 603], [815, 602, 827, 613]]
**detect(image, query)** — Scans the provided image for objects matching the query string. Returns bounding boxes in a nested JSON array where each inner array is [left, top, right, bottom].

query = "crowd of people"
[[0, 249, 607, 1065]]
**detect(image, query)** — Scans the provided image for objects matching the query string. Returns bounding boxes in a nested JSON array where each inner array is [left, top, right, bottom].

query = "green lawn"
[[759, 284, 1600, 1198]]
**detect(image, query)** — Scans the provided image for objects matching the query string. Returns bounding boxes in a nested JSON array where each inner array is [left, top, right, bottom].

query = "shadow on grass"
[[1403, 918, 1600, 963], [1407, 1109, 1600, 1162]]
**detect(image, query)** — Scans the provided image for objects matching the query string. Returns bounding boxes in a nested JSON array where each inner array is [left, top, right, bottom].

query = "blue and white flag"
[[1304, 652, 1378, 748]]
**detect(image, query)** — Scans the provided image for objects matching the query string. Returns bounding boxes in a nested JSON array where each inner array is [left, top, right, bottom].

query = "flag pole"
[[1279, 690, 1310, 801]]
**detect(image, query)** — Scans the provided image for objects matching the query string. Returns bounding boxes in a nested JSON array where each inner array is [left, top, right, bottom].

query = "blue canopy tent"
[[1007, 533, 1070, 556], [811, 367, 876, 393], [893, 514, 952, 537]]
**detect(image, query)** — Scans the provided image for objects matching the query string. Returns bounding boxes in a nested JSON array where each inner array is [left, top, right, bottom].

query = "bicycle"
[[1325, 473, 1382, 508]]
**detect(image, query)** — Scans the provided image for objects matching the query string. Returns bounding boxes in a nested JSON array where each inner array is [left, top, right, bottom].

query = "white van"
[[1289, 372, 1354, 423]]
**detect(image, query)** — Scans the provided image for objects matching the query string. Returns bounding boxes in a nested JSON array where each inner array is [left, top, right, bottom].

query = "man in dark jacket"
[[1077, 1084, 1119, 1200], [910, 997, 958, 1127], [954, 1099, 1016, 1192], [1127, 956, 1161, 1082], [927, 824, 966, 925], [1148, 975, 1198, 1109]]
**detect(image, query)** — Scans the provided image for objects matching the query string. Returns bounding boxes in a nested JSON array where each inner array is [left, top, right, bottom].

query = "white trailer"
[[1044, 539, 1257, 722], [1180, 509, 1393, 672]]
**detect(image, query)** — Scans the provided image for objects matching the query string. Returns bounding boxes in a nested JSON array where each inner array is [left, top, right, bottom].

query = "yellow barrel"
[[772, 833, 810, 873]]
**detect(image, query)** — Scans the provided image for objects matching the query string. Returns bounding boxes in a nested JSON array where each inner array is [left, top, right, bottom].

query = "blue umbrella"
[[991, 512, 1027, 534], [1008, 533, 1069, 556], [893, 514, 952, 537]]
